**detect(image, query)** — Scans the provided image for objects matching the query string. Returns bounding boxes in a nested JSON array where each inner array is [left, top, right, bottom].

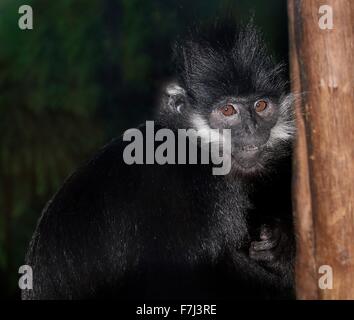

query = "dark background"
[[0, 0, 288, 299]]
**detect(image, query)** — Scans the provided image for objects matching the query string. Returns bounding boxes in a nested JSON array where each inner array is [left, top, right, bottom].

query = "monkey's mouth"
[[239, 143, 267, 155], [232, 144, 266, 170], [241, 145, 260, 152]]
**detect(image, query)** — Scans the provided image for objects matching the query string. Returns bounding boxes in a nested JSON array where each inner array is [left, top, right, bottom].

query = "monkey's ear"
[[164, 83, 186, 113]]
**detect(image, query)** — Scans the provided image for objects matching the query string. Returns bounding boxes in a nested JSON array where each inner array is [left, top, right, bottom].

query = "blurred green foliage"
[[0, 0, 287, 298]]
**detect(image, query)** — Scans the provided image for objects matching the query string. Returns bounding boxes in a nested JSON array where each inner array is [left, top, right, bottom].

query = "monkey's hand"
[[248, 221, 295, 297], [249, 221, 294, 273], [249, 224, 282, 262]]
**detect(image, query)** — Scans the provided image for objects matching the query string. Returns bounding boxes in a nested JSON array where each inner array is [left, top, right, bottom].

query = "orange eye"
[[220, 104, 236, 116], [255, 100, 268, 113]]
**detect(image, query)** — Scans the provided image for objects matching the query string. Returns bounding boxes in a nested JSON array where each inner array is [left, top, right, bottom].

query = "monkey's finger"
[[249, 248, 276, 262], [251, 238, 278, 251], [260, 225, 273, 240], [260, 224, 281, 241]]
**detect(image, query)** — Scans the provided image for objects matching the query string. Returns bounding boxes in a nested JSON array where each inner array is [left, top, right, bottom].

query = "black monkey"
[[23, 22, 296, 300]]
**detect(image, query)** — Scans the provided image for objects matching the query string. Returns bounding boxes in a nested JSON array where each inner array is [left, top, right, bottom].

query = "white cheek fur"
[[267, 94, 296, 146], [166, 83, 185, 96]]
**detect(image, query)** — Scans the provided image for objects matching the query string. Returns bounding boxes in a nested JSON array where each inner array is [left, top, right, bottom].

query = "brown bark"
[[288, 0, 354, 299]]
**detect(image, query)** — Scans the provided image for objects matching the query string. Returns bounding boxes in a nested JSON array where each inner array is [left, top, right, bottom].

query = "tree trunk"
[[288, 0, 354, 299]]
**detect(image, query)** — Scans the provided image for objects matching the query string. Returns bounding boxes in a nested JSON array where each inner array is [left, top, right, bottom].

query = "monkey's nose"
[[244, 123, 256, 135]]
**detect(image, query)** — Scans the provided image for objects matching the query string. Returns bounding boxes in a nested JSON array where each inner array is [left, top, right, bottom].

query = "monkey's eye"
[[220, 104, 236, 117], [255, 100, 268, 113]]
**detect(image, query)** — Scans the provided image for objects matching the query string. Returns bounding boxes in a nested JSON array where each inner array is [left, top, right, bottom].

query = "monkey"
[[23, 21, 296, 300]]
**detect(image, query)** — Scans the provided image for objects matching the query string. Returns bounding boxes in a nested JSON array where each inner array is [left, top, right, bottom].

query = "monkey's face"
[[209, 96, 279, 172], [188, 93, 295, 175]]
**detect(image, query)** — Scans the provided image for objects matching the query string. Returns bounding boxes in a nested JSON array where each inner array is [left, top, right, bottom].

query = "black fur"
[[23, 22, 295, 300], [174, 21, 287, 108]]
